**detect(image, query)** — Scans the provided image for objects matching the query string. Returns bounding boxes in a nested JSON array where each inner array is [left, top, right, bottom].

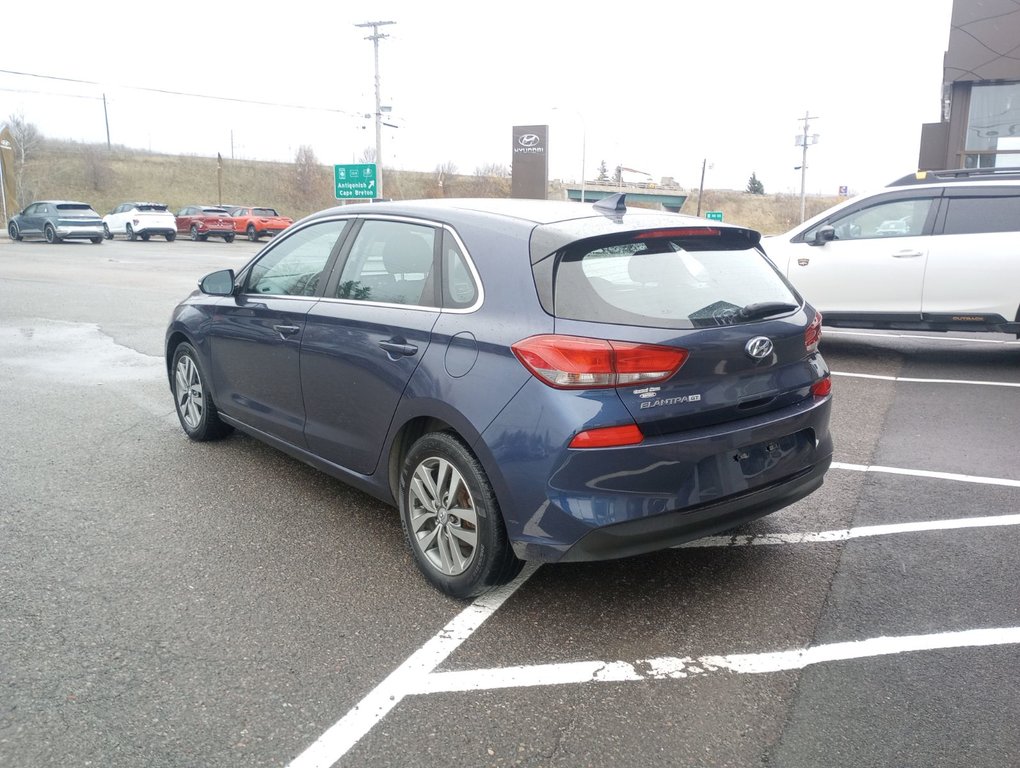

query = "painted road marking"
[[415, 627, 1020, 695], [832, 371, 1020, 388], [825, 329, 1020, 345], [679, 513, 1020, 548], [832, 461, 1020, 488], [287, 563, 540, 768], [289, 512, 1020, 767]]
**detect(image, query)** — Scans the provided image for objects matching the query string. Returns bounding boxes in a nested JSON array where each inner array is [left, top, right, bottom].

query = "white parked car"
[[761, 168, 1020, 336], [103, 202, 177, 242]]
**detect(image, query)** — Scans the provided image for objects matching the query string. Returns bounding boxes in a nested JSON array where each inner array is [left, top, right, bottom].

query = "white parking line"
[[679, 513, 1020, 548], [287, 563, 540, 768], [825, 329, 1020, 345], [288, 509, 1020, 766], [832, 461, 1020, 488], [832, 371, 1020, 388], [415, 626, 1020, 695]]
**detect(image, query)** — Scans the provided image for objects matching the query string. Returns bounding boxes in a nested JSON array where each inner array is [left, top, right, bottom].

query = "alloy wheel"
[[407, 457, 479, 576]]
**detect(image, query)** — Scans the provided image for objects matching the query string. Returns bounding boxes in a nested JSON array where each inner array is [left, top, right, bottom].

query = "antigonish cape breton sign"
[[334, 164, 378, 200]]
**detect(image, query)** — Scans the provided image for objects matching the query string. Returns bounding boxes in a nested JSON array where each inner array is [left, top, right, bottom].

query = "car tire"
[[171, 342, 233, 442], [399, 432, 523, 599], [127, 224, 137, 241], [224, 233, 235, 243], [140, 233, 150, 241], [8, 222, 21, 241], [90, 237, 103, 244], [103, 223, 113, 240], [247, 225, 259, 242], [166, 232, 176, 242], [190, 225, 206, 242], [44, 224, 60, 244]]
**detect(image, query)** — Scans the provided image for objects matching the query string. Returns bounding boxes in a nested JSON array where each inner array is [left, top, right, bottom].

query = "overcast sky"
[[1, 0, 953, 196]]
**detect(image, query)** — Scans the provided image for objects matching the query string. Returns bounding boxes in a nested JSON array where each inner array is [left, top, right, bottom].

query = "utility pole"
[[102, 93, 111, 150], [796, 111, 819, 223], [696, 158, 713, 217], [356, 20, 395, 200]]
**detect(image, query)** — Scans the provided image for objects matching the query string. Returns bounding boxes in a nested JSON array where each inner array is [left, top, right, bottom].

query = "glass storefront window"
[[966, 82, 1020, 152]]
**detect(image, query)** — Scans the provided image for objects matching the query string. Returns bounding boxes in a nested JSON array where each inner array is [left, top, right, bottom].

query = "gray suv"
[[8, 200, 104, 244]]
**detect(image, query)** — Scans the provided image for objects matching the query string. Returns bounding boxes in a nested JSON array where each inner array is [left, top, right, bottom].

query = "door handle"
[[891, 250, 923, 258], [273, 324, 301, 337], [378, 340, 419, 356]]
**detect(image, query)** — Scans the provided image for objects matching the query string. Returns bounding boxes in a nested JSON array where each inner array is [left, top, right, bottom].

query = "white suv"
[[761, 168, 1020, 336], [103, 202, 177, 242]]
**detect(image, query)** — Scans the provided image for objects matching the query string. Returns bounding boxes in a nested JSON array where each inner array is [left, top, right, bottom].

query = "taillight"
[[805, 311, 822, 353], [569, 424, 644, 449], [811, 376, 832, 397], [511, 335, 688, 389]]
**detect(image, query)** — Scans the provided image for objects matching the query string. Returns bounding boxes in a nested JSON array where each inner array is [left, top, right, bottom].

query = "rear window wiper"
[[738, 301, 799, 320]]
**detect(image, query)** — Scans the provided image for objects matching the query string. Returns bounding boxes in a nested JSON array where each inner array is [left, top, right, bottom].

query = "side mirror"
[[199, 269, 236, 296], [810, 225, 836, 246]]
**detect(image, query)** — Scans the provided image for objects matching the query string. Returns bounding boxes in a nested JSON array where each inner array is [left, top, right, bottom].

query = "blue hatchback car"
[[166, 196, 833, 598]]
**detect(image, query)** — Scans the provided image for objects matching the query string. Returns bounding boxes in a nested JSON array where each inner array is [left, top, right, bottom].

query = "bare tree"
[[473, 163, 511, 197], [293, 144, 319, 200], [83, 146, 112, 192], [358, 146, 377, 164], [6, 112, 43, 205]]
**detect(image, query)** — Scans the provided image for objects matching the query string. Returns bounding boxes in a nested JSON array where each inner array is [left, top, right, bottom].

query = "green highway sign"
[[705, 211, 724, 221], [334, 163, 378, 199]]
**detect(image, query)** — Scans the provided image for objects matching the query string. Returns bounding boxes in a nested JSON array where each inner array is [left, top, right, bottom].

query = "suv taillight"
[[512, 335, 688, 389], [805, 312, 822, 353]]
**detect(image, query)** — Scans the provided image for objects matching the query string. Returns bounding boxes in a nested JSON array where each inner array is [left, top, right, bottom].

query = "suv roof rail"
[[888, 167, 1020, 186]]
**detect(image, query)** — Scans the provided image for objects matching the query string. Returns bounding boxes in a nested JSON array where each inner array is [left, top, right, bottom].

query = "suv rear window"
[[553, 231, 799, 329], [56, 204, 92, 211], [138, 204, 168, 212]]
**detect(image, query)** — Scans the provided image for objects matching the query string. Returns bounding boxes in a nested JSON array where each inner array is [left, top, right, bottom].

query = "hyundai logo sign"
[[745, 336, 774, 360], [514, 133, 544, 155]]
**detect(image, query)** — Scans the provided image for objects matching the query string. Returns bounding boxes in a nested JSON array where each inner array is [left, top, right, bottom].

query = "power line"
[[0, 68, 359, 116]]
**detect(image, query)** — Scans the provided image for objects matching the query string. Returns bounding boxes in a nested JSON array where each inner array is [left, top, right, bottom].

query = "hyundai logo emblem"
[[518, 133, 540, 147], [745, 336, 774, 360]]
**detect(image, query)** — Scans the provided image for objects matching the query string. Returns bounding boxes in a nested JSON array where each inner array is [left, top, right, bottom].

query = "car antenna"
[[593, 193, 627, 213]]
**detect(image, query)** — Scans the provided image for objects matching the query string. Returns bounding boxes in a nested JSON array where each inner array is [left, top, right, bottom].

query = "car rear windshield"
[[138, 204, 168, 211], [56, 204, 93, 211], [202, 208, 228, 214], [253, 208, 279, 216], [552, 230, 800, 329]]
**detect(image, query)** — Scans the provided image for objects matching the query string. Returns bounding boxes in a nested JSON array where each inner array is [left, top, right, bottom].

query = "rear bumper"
[[556, 454, 830, 562], [56, 224, 103, 238], [483, 383, 833, 563]]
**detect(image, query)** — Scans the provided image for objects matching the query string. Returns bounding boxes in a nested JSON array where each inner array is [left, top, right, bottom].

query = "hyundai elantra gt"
[[166, 196, 833, 598]]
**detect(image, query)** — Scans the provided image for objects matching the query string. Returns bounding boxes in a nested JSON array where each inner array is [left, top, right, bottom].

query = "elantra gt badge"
[[745, 336, 774, 360]]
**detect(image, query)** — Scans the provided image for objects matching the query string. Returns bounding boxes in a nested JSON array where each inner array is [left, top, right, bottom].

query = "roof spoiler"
[[593, 193, 626, 213]]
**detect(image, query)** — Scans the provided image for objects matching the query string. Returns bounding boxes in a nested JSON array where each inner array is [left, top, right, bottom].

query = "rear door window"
[[553, 230, 799, 328], [335, 220, 438, 307], [941, 193, 1020, 234]]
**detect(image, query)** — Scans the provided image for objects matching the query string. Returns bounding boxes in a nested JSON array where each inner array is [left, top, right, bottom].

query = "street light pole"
[[553, 107, 586, 202], [356, 20, 395, 200]]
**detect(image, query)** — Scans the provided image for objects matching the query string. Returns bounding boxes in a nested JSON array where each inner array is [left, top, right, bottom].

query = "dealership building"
[[919, 0, 1020, 170]]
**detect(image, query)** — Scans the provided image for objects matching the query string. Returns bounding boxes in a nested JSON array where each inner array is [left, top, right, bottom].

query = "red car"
[[227, 206, 294, 241], [175, 205, 236, 242]]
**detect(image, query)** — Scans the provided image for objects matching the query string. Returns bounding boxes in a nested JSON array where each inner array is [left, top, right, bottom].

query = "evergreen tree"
[[746, 172, 765, 195], [596, 160, 609, 183]]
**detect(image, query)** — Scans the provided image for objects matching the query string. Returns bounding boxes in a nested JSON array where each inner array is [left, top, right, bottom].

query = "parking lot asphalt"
[[1, 239, 1018, 767]]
